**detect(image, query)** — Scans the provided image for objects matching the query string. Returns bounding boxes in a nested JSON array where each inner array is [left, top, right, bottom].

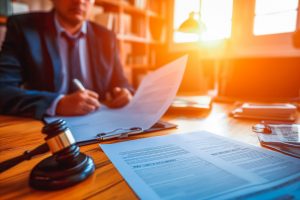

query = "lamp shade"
[[178, 12, 206, 34]]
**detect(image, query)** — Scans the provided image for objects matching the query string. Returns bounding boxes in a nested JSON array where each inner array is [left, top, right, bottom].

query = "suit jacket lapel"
[[43, 11, 62, 91], [86, 22, 106, 98]]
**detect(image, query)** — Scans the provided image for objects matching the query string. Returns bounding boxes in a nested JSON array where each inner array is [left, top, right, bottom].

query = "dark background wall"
[[218, 57, 300, 101], [156, 44, 300, 101]]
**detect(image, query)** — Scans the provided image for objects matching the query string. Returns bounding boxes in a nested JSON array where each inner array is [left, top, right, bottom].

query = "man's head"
[[52, 0, 95, 27]]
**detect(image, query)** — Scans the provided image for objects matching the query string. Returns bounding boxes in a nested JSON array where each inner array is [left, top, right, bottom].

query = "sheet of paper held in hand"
[[100, 131, 300, 200], [45, 56, 188, 142]]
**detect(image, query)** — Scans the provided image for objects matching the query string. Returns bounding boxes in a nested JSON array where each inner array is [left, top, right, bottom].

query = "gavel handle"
[[0, 143, 49, 173]]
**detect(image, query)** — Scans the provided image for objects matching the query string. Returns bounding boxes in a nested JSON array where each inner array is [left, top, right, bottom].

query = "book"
[[231, 103, 298, 121], [168, 95, 212, 113], [90, 5, 104, 21], [94, 12, 115, 31], [12, 2, 29, 14]]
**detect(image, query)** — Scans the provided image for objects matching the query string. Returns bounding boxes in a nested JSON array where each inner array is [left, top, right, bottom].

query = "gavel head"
[[29, 119, 95, 190], [42, 119, 80, 166]]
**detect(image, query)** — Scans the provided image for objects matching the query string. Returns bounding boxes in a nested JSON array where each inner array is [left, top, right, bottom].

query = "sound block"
[[29, 153, 95, 190]]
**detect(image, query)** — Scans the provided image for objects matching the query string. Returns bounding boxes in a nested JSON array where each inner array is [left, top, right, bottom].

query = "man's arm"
[[56, 90, 101, 116], [0, 16, 58, 119], [109, 33, 134, 94], [104, 87, 132, 108], [104, 33, 134, 108]]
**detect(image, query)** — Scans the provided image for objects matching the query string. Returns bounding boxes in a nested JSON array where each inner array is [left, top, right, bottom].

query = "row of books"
[[120, 43, 149, 67], [122, 0, 147, 9], [92, 9, 148, 38]]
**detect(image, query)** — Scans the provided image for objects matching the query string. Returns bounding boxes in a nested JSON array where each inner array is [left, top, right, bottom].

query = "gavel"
[[0, 119, 95, 190]]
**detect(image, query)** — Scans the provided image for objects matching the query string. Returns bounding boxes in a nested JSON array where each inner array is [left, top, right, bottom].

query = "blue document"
[[100, 131, 300, 200]]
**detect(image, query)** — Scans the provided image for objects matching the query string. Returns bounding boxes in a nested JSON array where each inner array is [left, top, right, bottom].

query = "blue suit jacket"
[[0, 11, 132, 119]]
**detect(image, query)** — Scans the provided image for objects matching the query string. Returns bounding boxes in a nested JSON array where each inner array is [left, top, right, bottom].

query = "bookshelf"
[[93, 0, 167, 87], [1, 0, 167, 87]]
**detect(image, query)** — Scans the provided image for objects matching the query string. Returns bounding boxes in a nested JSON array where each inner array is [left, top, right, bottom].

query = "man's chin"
[[68, 16, 86, 25]]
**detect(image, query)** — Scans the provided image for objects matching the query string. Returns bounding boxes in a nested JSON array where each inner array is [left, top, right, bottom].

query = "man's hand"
[[105, 87, 132, 108], [56, 90, 101, 116]]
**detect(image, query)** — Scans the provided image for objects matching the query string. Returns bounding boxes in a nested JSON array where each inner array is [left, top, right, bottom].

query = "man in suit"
[[0, 0, 133, 119]]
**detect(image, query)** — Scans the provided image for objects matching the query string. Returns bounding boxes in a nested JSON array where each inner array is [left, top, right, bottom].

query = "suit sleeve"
[[0, 17, 58, 119], [109, 33, 134, 94]]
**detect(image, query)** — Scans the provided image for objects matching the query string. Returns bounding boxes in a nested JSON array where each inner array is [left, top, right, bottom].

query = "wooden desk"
[[0, 103, 297, 199]]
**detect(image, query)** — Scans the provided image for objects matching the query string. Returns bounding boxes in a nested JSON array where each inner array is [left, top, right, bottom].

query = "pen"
[[73, 79, 85, 91], [73, 79, 102, 106]]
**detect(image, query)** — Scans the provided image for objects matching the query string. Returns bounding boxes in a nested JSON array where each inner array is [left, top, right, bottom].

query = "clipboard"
[[75, 120, 177, 146], [44, 56, 187, 147]]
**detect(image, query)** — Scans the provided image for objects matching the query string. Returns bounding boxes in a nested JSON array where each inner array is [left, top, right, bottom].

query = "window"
[[253, 0, 299, 35], [173, 0, 233, 43]]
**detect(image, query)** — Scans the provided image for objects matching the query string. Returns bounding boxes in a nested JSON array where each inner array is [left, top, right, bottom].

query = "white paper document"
[[100, 131, 300, 200], [257, 124, 300, 143], [45, 56, 187, 142]]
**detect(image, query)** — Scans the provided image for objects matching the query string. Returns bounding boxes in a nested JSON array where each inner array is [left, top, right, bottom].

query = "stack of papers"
[[254, 123, 300, 158], [168, 95, 212, 113], [231, 103, 298, 121], [100, 131, 300, 199]]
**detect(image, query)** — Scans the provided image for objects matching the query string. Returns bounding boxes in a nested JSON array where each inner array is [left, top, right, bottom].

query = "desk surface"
[[0, 103, 298, 199]]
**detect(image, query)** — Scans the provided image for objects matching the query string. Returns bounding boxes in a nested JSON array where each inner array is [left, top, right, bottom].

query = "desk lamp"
[[293, 29, 300, 48], [178, 11, 223, 97], [178, 12, 206, 34]]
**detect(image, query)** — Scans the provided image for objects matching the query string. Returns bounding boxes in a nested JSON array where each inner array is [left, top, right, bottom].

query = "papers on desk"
[[44, 56, 187, 143], [231, 103, 298, 121], [168, 95, 212, 113], [100, 131, 300, 200], [253, 123, 300, 158]]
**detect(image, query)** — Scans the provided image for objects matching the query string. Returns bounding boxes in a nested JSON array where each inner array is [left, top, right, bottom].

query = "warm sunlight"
[[200, 0, 233, 41], [173, 0, 200, 43], [173, 0, 233, 43], [254, 0, 298, 35]]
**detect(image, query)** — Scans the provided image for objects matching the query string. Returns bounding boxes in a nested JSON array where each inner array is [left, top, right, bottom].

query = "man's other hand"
[[56, 90, 101, 116], [105, 87, 132, 108]]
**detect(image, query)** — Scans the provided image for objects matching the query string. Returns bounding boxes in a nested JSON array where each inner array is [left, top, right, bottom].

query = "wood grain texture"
[[0, 103, 298, 199]]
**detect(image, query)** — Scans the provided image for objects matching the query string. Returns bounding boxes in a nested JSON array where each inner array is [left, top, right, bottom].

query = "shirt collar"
[[54, 13, 87, 38]]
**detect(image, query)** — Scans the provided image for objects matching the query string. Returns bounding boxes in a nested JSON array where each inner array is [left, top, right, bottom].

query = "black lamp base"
[[29, 153, 95, 190]]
